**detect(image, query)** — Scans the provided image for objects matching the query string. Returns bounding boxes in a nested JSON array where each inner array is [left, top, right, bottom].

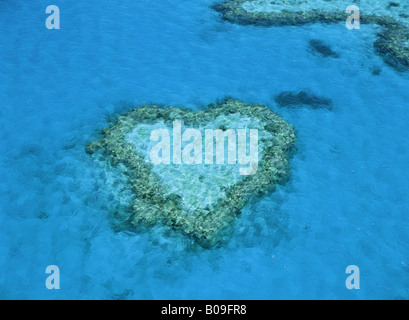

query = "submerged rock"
[[87, 99, 296, 247], [212, 0, 409, 71], [275, 90, 333, 110]]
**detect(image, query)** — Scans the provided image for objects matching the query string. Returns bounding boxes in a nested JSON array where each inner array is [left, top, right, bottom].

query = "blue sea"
[[0, 0, 408, 299]]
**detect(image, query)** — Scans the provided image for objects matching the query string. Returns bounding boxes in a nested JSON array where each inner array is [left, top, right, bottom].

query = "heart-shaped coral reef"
[[86, 98, 296, 247]]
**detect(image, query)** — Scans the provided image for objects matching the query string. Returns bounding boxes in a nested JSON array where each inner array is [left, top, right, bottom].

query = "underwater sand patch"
[[86, 99, 296, 247]]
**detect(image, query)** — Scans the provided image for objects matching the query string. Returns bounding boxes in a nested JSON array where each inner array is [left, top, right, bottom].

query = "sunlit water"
[[0, 0, 408, 299]]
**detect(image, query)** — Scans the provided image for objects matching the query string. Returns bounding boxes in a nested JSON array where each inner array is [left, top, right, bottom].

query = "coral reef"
[[86, 99, 296, 247], [275, 90, 333, 110], [212, 0, 409, 71], [308, 39, 339, 58]]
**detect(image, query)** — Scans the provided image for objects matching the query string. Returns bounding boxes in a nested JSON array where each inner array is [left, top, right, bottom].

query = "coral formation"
[[308, 39, 339, 58], [212, 0, 409, 71], [86, 99, 296, 247], [275, 90, 333, 110]]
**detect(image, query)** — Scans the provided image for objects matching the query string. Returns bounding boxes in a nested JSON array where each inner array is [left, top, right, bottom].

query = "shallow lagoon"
[[0, 0, 409, 299]]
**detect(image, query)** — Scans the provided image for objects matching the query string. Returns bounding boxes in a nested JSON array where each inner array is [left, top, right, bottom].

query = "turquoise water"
[[1, 0, 409, 299]]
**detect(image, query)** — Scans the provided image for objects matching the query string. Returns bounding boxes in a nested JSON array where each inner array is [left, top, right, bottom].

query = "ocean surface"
[[0, 0, 408, 299]]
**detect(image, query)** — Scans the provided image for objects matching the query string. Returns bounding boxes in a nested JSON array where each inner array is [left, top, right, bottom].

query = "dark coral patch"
[[275, 90, 333, 110], [308, 39, 339, 59]]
